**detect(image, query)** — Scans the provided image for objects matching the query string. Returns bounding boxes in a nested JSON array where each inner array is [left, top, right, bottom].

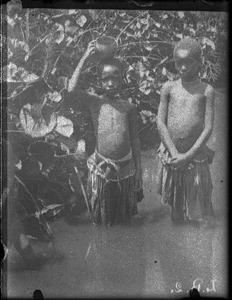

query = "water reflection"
[[7, 146, 226, 298], [153, 223, 217, 296], [82, 224, 146, 297]]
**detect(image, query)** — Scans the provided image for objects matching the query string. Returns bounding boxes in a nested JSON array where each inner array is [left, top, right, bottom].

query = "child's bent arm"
[[68, 41, 95, 93], [129, 105, 142, 189], [68, 55, 87, 93], [129, 105, 142, 172], [66, 42, 99, 108], [157, 82, 178, 157], [185, 85, 215, 159]]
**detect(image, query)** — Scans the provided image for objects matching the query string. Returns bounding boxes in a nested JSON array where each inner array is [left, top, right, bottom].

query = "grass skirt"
[[157, 143, 215, 222], [87, 152, 140, 225]]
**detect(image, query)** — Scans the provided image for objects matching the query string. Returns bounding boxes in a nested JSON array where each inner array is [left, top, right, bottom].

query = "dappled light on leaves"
[[4, 2, 227, 242]]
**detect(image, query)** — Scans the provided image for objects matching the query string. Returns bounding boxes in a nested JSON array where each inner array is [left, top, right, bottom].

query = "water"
[[6, 91, 227, 298]]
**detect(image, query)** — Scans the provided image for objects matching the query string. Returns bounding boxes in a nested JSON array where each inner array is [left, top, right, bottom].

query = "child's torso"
[[90, 98, 131, 160], [167, 79, 208, 153]]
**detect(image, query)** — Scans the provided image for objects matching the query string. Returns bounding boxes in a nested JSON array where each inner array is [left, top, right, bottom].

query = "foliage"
[[3, 0, 228, 229]]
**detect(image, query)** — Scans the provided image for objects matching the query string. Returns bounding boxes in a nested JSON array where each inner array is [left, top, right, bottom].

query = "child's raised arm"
[[68, 41, 95, 93], [65, 41, 100, 109], [157, 81, 178, 157]]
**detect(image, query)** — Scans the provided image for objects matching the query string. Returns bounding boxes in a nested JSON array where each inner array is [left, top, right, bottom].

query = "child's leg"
[[156, 159, 163, 195], [200, 163, 216, 227], [171, 187, 185, 223], [184, 160, 215, 227]]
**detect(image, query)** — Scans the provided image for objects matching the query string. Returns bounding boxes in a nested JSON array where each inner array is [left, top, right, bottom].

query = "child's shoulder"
[[196, 81, 215, 96], [204, 82, 215, 95], [119, 98, 136, 111], [161, 79, 179, 92]]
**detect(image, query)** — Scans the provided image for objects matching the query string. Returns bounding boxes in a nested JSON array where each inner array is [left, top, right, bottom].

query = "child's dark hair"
[[173, 37, 202, 61], [97, 57, 126, 79]]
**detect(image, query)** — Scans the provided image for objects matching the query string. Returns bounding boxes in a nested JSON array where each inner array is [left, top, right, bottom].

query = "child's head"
[[173, 38, 202, 79], [98, 58, 125, 96]]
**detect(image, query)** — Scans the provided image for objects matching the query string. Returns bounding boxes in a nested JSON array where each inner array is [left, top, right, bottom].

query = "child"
[[66, 42, 143, 226], [157, 37, 216, 227]]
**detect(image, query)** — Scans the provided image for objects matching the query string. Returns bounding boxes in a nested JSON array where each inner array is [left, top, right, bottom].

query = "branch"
[[82, 63, 98, 73], [20, 23, 26, 44], [25, 9, 30, 44], [4, 130, 25, 133], [118, 40, 173, 49], [116, 11, 147, 41], [73, 27, 103, 48], [124, 55, 160, 61], [29, 33, 51, 55], [7, 85, 29, 100], [15, 175, 53, 237], [75, 9, 104, 48]]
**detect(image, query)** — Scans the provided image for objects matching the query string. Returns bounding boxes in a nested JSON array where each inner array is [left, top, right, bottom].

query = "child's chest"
[[91, 102, 129, 132], [169, 85, 206, 112]]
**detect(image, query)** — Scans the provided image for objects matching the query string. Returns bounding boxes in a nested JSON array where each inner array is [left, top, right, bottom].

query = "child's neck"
[[181, 73, 200, 84], [104, 93, 121, 102]]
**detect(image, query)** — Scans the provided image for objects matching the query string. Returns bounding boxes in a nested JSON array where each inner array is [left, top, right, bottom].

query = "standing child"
[[66, 42, 143, 226], [157, 37, 216, 227]]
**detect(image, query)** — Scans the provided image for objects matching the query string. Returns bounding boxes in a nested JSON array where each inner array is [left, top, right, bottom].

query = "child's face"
[[101, 65, 123, 96], [174, 49, 200, 79]]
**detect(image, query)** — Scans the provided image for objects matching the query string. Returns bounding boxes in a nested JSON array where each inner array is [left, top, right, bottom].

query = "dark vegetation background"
[[2, 0, 228, 239]]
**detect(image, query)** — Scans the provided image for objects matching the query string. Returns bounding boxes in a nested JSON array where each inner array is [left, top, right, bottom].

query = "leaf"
[[119, 12, 126, 17], [141, 110, 153, 117], [68, 9, 77, 15], [47, 91, 62, 102], [143, 88, 151, 95], [20, 104, 57, 138], [208, 26, 217, 33], [7, 62, 18, 80], [41, 204, 64, 219], [22, 73, 39, 83], [189, 28, 196, 35], [89, 9, 99, 19], [144, 44, 153, 51], [162, 67, 166, 75], [77, 139, 86, 153], [42, 105, 54, 126], [136, 22, 141, 29], [140, 18, 148, 25], [15, 160, 22, 170], [136, 61, 146, 79], [69, 173, 84, 193], [76, 15, 87, 27], [176, 33, 183, 39], [53, 23, 65, 44], [7, 16, 16, 27], [139, 80, 148, 92], [154, 22, 161, 28], [202, 37, 215, 50], [66, 36, 74, 46], [55, 116, 74, 137], [177, 12, 185, 19]]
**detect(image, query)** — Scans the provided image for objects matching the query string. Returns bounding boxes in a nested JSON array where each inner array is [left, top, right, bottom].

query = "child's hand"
[[134, 169, 143, 191], [170, 153, 189, 169]]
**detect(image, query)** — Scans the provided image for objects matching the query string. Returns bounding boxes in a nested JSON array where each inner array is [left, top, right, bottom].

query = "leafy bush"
[[3, 1, 228, 228]]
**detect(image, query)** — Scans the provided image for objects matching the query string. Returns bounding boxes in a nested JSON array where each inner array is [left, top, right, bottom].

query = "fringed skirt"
[[87, 152, 140, 226], [157, 143, 215, 222]]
